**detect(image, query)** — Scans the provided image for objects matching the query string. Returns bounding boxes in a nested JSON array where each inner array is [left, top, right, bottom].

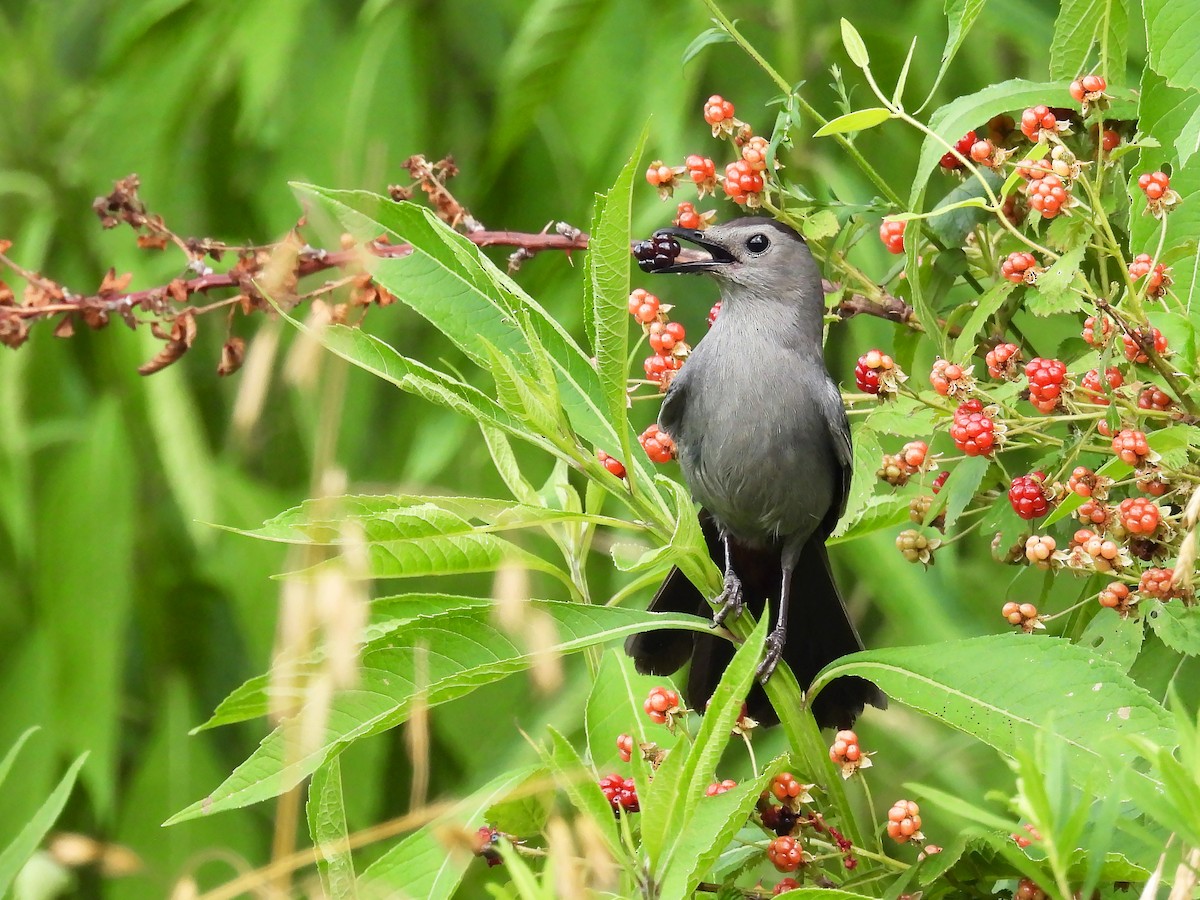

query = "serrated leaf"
[[839, 423, 884, 530], [307, 758, 357, 900], [1079, 608, 1145, 671], [928, 454, 990, 530], [813, 107, 892, 137], [355, 765, 542, 899], [1146, 0, 1200, 92], [1049, 0, 1130, 86], [860, 396, 938, 438], [168, 603, 713, 822], [1146, 600, 1200, 655], [1026, 241, 1088, 316], [839, 18, 869, 67], [926, 169, 1002, 247], [811, 635, 1173, 792], [922, 0, 988, 104], [951, 280, 1016, 360], [801, 209, 839, 241], [584, 651, 681, 772], [829, 494, 912, 543]]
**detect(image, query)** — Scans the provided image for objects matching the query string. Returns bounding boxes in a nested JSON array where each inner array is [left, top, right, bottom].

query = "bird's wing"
[[820, 378, 854, 527], [658, 371, 688, 437]]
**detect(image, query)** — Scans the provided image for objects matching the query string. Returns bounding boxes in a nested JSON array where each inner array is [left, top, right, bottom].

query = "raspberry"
[[633, 234, 682, 273], [1129, 253, 1172, 297], [1009, 472, 1050, 519], [1119, 497, 1161, 535], [741, 135, 770, 172], [767, 835, 804, 873], [674, 201, 701, 230], [773, 879, 801, 895], [1001, 251, 1040, 284], [684, 154, 717, 195], [1122, 326, 1169, 364], [879, 219, 905, 254], [1068, 466, 1098, 497], [598, 773, 639, 812], [648, 320, 686, 355], [1071, 73, 1107, 102], [1026, 173, 1070, 218], [929, 359, 973, 397], [645, 161, 678, 190], [1078, 365, 1123, 405], [939, 130, 976, 170], [1020, 105, 1062, 141], [1102, 129, 1120, 152], [1024, 534, 1057, 567], [703, 94, 736, 128], [829, 729, 862, 764], [1082, 314, 1113, 347], [1138, 386, 1172, 411], [854, 349, 896, 395], [1025, 357, 1067, 413], [885, 800, 923, 843], [1098, 582, 1133, 614], [1075, 499, 1109, 527], [877, 452, 909, 487], [627, 288, 660, 324], [985, 342, 1021, 379], [901, 440, 929, 471], [616, 733, 633, 762], [705, 779, 737, 796], [1139, 567, 1178, 600], [643, 353, 682, 386], [1016, 878, 1047, 900], [707, 301, 721, 328], [950, 398, 997, 455], [1138, 170, 1170, 200], [597, 449, 626, 479], [896, 528, 940, 565], [1002, 601, 1041, 632], [723, 159, 764, 205], [931, 471, 949, 493], [969, 138, 997, 166], [771, 772, 807, 803], [643, 685, 680, 724], [1112, 428, 1150, 465], [1138, 470, 1170, 497]]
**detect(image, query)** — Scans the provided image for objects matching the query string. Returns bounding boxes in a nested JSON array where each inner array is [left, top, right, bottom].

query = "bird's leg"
[[756, 542, 800, 683], [710, 533, 744, 628]]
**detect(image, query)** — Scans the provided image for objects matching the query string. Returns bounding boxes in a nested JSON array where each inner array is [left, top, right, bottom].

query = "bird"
[[624, 216, 886, 729]]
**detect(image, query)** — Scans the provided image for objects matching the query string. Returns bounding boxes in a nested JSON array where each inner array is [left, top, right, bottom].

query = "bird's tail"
[[624, 518, 885, 729]]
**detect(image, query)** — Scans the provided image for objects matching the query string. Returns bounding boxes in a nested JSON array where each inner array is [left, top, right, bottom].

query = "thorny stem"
[[1097, 297, 1200, 416]]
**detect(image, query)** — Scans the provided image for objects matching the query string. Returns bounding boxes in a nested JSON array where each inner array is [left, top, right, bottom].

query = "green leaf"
[[839, 18, 870, 67], [1049, 0, 1130, 86], [952, 280, 1017, 360], [930, 454, 990, 530], [589, 127, 647, 475], [1146, 0, 1200, 92], [1026, 240, 1088, 316], [538, 728, 622, 858], [584, 651, 681, 773], [925, 0, 987, 103], [812, 107, 892, 137], [840, 423, 884, 529], [910, 81, 1075, 209], [926, 168, 1003, 247], [0, 751, 88, 895], [860, 396, 938, 439], [356, 766, 542, 898], [1079, 608, 1145, 671], [801, 209, 839, 241], [0, 728, 37, 793], [168, 603, 712, 822], [307, 758, 357, 900], [811, 635, 1173, 793], [1146, 600, 1200, 655], [775, 890, 878, 899], [829, 494, 912, 543]]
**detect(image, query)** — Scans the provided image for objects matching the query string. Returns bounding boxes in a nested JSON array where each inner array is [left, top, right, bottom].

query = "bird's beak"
[[651, 227, 736, 273]]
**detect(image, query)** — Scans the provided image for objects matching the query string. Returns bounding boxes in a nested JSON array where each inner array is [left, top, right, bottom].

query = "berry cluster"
[[1137, 170, 1181, 217], [643, 685, 681, 724], [829, 729, 872, 778], [885, 799, 924, 843], [639, 424, 676, 463], [1002, 601, 1043, 632], [599, 773, 639, 813], [628, 286, 690, 392], [1000, 251, 1041, 284], [877, 440, 934, 488], [1008, 472, 1050, 520], [855, 349, 905, 397], [879, 219, 905, 254], [929, 359, 974, 398], [1128, 253, 1171, 297], [1025, 357, 1067, 413], [633, 234, 681, 273], [950, 399, 999, 456], [985, 342, 1021, 379]]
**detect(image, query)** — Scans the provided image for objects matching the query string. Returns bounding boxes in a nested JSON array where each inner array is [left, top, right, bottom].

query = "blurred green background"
[[0, 0, 1118, 895]]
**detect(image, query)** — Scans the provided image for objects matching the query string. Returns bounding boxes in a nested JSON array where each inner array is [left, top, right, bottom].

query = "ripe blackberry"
[[1009, 472, 1050, 519], [1025, 357, 1067, 413], [951, 398, 997, 455], [633, 234, 682, 273]]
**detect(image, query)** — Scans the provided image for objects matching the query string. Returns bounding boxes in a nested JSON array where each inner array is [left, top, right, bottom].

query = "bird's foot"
[[756, 626, 787, 683], [710, 571, 744, 628]]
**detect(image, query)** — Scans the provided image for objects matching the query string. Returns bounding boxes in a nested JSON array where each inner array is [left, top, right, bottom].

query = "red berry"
[[705, 779, 737, 796], [1025, 534, 1057, 565], [1082, 314, 1113, 347], [741, 136, 770, 172], [643, 353, 682, 385], [931, 471, 949, 493], [1112, 428, 1150, 465], [628, 288, 660, 324], [648, 320, 686, 354], [1017, 878, 1048, 900], [1003, 601, 1041, 630], [1020, 105, 1060, 140], [969, 138, 995, 164], [1009, 472, 1050, 519], [1076, 499, 1109, 527], [1079, 366, 1123, 405], [829, 729, 866, 771], [674, 201, 702, 230], [1025, 357, 1067, 413], [1138, 386, 1172, 411], [598, 773, 639, 812], [771, 772, 807, 802], [767, 835, 804, 873], [1098, 582, 1132, 612], [1138, 171, 1170, 200], [985, 342, 1021, 379], [703, 94, 736, 126], [879, 219, 905, 254], [854, 349, 895, 394], [1102, 129, 1120, 152], [645, 161, 677, 188], [773, 878, 801, 896], [1129, 254, 1170, 296], [1001, 251, 1039, 283], [929, 359, 968, 396], [1118, 497, 1160, 535], [616, 733, 633, 762], [707, 301, 721, 328], [1122, 325, 1168, 363], [886, 799, 923, 843], [1140, 567, 1178, 600], [939, 130, 976, 170], [901, 440, 928, 471], [950, 398, 997, 456], [597, 449, 626, 479], [1068, 466, 1097, 497], [643, 685, 680, 723], [685, 154, 716, 184], [1026, 173, 1069, 218], [723, 159, 764, 204]]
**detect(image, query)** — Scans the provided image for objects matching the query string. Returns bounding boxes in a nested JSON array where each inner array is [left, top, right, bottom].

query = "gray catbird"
[[624, 216, 886, 729]]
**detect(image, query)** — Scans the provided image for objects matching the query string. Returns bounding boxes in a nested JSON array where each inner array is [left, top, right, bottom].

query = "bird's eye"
[[746, 233, 770, 253]]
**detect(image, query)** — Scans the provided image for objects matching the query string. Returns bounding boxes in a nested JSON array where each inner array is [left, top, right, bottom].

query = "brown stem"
[[1098, 297, 1200, 417]]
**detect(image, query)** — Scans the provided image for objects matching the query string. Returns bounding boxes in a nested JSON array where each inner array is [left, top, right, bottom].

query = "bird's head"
[[646, 217, 817, 294]]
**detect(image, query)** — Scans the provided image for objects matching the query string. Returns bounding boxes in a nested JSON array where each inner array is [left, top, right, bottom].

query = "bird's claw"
[[710, 572, 744, 628], [756, 627, 786, 683]]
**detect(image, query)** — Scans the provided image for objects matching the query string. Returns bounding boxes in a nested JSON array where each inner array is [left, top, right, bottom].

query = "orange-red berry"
[[879, 219, 905, 254]]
